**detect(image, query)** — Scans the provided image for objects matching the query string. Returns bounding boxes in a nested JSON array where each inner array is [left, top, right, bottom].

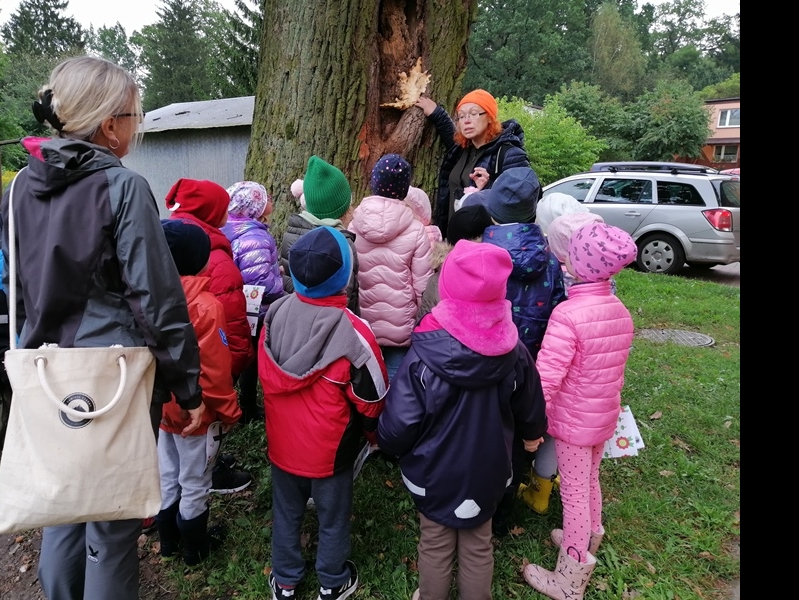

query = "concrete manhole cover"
[[636, 329, 715, 347]]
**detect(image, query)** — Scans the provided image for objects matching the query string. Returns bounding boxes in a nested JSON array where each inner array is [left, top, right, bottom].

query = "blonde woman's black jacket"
[[0, 137, 202, 409]]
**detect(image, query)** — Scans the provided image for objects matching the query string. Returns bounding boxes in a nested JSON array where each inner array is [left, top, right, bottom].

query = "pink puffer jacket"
[[535, 280, 634, 447], [349, 195, 433, 346]]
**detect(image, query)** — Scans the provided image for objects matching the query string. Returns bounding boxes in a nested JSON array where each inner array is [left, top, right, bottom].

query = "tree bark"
[[246, 0, 477, 238]]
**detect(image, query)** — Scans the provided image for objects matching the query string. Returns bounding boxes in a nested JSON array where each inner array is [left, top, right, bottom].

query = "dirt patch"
[[1, 530, 175, 599]]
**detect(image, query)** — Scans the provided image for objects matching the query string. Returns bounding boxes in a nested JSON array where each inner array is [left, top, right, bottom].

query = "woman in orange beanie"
[[415, 89, 530, 240]]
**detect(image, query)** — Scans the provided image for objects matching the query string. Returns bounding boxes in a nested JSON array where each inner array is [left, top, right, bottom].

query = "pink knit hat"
[[547, 212, 604, 263], [404, 186, 432, 225], [568, 222, 637, 282], [432, 240, 518, 356]]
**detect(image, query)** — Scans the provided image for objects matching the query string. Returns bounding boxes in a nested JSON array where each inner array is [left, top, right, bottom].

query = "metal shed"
[[123, 96, 255, 218]]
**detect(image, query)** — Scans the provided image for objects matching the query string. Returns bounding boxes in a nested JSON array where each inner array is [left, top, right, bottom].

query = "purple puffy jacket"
[[221, 216, 283, 316]]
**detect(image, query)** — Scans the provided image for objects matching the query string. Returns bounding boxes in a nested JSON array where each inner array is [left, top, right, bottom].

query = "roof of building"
[[142, 96, 255, 133], [704, 97, 740, 104]]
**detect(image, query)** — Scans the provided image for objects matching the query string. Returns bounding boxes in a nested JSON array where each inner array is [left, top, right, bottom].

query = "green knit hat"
[[303, 155, 352, 220]]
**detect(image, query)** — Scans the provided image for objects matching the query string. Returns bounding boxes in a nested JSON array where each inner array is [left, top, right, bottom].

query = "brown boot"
[[550, 526, 604, 555], [523, 546, 596, 600]]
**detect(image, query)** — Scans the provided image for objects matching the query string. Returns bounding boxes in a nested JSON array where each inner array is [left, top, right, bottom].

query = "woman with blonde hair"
[[415, 89, 531, 239], [1, 55, 204, 600]]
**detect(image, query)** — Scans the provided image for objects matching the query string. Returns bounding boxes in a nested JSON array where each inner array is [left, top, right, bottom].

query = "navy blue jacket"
[[482, 223, 566, 359], [377, 323, 547, 529], [427, 105, 529, 239]]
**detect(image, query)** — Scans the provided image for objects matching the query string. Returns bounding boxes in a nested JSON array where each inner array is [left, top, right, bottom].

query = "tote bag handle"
[[7, 169, 130, 419]]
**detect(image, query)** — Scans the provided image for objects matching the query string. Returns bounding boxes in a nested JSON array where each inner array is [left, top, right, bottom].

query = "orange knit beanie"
[[457, 89, 498, 121]]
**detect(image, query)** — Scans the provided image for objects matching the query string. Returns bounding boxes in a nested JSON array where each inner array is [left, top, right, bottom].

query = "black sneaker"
[[317, 560, 358, 600], [210, 463, 252, 494], [269, 572, 297, 599], [217, 453, 238, 469]]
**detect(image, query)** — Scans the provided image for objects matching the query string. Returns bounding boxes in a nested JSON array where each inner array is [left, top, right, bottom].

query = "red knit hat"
[[165, 178, 230, 227], [457, 89, 498, 121]]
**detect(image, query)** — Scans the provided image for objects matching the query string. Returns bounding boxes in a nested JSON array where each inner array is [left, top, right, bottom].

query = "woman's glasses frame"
[[455, 111, 487, 122]]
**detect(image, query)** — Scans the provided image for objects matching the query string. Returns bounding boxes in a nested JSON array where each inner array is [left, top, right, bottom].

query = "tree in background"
[[497, 97, 606, 186], [589, 2, 646, 100], [464, 0, 592, 105], [247, 0, 478, 237], [210, 0, 263, 97], [699, 72, 739, 100], [136, 0, 219, 112], [550, 81, 632, 161], [0, 0, 85, 56], [624, 78, 710, 160], [86, 23, 141, 86]]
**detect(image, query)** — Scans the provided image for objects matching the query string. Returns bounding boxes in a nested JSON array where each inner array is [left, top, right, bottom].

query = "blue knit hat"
[[370, 154, 412, 199], [161, 219, 211, 276], [463, 167, 541, 224], [289, 226, 352, 298]]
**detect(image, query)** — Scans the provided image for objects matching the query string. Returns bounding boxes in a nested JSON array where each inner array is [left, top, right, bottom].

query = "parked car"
[[541, 162, 740, 275]]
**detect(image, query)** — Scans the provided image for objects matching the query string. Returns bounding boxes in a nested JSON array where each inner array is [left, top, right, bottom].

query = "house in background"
[[125, 96, 255, 218], [678, 97, 740, 171]]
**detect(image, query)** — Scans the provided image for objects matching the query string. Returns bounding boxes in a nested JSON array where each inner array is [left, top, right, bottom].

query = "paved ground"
[[679, 262, 739, 287]]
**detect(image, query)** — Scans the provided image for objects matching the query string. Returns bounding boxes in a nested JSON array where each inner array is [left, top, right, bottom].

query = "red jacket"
[[170, 214, 254, 377], [259, 293, 388, 478], [161, 276, 241, 435]]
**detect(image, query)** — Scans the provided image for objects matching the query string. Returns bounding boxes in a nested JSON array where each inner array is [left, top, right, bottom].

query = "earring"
[[108, 137, 120, 150]]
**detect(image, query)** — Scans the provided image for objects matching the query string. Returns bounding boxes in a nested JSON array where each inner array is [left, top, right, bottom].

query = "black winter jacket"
[[377, 323, 547, 529], [427, 106, 530, 239]]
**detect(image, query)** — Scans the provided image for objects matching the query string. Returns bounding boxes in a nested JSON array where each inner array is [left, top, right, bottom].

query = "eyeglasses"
[[114, 112, 146, 119], [455, 111, 486, 122]]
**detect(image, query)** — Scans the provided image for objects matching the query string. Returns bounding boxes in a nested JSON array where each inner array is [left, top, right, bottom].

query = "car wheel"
[[636, 233, 686, 275]]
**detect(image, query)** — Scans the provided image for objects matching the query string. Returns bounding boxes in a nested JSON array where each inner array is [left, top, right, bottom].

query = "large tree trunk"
[[246, 0, 477, 238]]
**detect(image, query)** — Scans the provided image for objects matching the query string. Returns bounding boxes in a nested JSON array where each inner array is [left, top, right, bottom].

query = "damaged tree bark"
[[247, 0, 477, 236]]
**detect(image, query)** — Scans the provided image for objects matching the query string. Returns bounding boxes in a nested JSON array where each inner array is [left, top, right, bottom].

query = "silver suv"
[[541, 162, 741, 275]]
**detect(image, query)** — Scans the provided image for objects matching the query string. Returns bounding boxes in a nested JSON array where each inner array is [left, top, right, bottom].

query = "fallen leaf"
[[630, 554, 644, 562], [649, 411, 663, 420], [19, 564, 29, 573], [595, 581, 608, 591], [137, 534, 148, 548], [151, 541, 161, 554], [300, 533, 311, 549], [509, 526, 525, 536], [394, 523, 407, 531], [724, 420, 732, 428], [698, 551, 714, 559], [660, 470, 674, 477], [14, 536, 24, 544], [671, 437, 692, 452], [646, 562, 656, 574], [380, 57, 432, 110], [263, 565, 273, 576], [385, 480, 394, 488], [729, 439, 740, 447]]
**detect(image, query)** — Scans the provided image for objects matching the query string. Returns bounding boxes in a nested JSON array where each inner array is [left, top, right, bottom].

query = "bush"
[[497, 96, 606, 185], [1, 170, 17, 194]]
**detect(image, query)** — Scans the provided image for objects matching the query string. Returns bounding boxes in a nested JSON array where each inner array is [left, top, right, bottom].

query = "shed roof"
[[142, 96, 255, 133]]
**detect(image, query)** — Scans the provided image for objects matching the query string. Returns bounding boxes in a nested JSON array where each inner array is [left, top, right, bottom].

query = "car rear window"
[[718, 180, 740, 207], [655, 182, 705, 206]]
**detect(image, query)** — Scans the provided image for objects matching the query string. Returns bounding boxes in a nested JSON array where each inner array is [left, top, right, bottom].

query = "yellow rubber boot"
[[519, 472, 555, 514]]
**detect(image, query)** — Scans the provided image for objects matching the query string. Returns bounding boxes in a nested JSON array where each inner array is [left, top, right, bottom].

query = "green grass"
[[151, 268, 740, 599]]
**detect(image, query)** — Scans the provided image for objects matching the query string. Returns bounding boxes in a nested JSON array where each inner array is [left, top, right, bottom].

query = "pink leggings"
[[555, 439, 604, 563]]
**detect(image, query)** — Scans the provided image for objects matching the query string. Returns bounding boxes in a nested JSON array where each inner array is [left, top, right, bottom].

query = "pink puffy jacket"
[[349, 195, 433, 346], [535, 280, 634, 447]]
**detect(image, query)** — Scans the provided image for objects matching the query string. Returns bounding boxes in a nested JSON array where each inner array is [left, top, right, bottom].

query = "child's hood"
[[262, 295, 370, 388], [180, 275, 212, 303], [404, 186, 432, 226], [409, 326, 518, 389], [350, 195, 416, 244], [482, 222, 552, 281]]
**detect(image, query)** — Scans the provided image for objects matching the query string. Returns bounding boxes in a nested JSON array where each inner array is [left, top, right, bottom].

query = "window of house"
[[718, 108, 740, 127], [713, 145, 739, 162]]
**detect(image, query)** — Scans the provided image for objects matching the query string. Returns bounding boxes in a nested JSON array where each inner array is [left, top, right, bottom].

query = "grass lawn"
[[156, 268, 740, 599]]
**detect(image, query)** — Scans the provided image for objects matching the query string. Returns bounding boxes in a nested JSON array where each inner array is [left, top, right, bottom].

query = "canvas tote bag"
[[0, 169, 161, 534]]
